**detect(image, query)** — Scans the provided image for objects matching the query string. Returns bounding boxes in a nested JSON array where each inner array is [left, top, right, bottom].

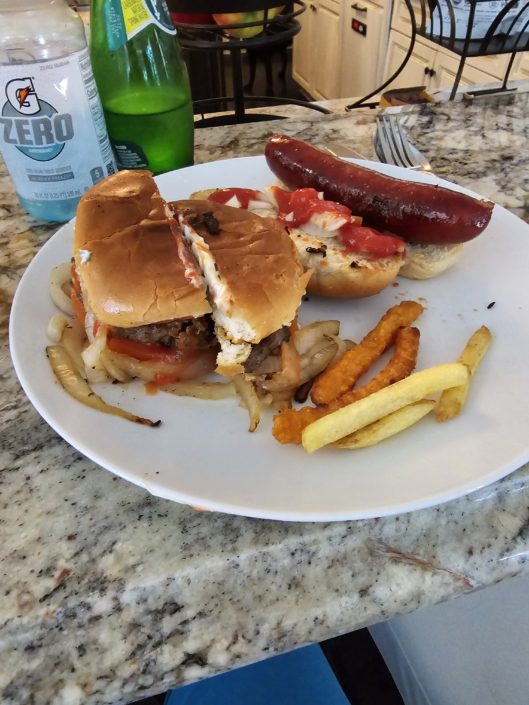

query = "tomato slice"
[[208, 188, 259, 208], [340, 223, 405, 258], [107, 336, 181, 363], [271, 187, 351, 227], [107, 336, 218, 384]]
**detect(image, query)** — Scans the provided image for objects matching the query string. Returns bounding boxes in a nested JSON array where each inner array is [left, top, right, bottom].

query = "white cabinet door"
[[389, 0, 519, 84], [498, 51, 527, 79], [466, 52, 519, 81], [308, 1, 343, 99], [292, 2, 317, 94], [341, 0, 388, 98], [430, 50, 499, 91], [384, 31, 436, 91], [390, 0, 424, 35], [384, 30, 502, 94]]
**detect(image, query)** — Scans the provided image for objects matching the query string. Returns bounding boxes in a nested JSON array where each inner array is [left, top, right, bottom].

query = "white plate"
[[9, 157, 529, 521]]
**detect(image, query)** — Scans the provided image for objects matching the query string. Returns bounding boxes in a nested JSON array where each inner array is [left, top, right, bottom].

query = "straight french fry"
[[333, 400, 435, 449], [273, 326, 420, 445], [302, 363, 469, 453], [436, 325, 492, 422], [310, 300, 424, 405]]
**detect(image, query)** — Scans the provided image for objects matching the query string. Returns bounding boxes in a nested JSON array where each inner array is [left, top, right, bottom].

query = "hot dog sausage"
[[265, 134, 494, 246]]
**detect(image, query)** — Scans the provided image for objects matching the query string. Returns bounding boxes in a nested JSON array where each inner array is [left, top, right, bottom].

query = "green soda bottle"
[[90, 0, 194, 175]]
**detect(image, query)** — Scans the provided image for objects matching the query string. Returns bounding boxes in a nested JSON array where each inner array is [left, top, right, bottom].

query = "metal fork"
[[374, 113, 432, 172]]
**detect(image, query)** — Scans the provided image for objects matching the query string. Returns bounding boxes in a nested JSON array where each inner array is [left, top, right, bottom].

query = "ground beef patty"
[[115, 316, 215, 349]]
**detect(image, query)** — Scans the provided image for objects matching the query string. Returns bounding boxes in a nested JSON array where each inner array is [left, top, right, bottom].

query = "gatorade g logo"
[[0, 77, 74, 161], [8, 79, 40, 115]]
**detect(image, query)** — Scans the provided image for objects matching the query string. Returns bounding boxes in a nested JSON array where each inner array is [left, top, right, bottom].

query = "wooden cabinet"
[[384, 30, 438, 91], [515, 52, 529, 78], [340, 0, 391, 99], [384, 29, 520, 94], [386, 0, 526, 92], [293, 0, 526, 102], [292, 0, 343, 100]]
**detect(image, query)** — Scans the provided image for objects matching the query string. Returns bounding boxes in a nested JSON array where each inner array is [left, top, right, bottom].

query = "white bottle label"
[[0, 48, 116, 203]]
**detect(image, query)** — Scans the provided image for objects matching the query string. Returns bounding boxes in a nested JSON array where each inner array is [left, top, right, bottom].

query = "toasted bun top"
[[74, 170, 166, 249], [173, 199, 311, 342], [74, 171, 211, 327]]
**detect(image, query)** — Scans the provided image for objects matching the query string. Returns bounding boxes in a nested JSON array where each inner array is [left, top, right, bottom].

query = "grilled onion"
[[49, 262, 74, 315], [47, 345, 160, 426]]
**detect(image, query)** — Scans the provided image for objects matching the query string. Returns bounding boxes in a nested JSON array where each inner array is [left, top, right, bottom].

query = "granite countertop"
[[2, 89, 529, 705]]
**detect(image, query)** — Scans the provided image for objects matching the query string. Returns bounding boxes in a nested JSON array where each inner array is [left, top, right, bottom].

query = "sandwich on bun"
[[73, 171, 311, 392], [72, 170, 217, 386], [171, 198, 312, 377]]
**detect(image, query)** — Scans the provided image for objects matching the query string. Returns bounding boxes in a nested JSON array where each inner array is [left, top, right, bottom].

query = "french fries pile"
[[272, 301, 492, 453]]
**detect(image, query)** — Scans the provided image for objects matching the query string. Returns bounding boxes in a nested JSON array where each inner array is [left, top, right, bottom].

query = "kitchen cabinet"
[[515, 52, 529, 77], [340, 0, 392, 99], [292, 0, 344, 100], [292, 0, 526, 102], [386, 0, 525, 92], [384, 30, 504, 93]]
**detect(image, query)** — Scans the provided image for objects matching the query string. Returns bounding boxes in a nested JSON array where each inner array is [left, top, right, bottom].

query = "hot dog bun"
[[289, 227, 404, 298], [400, 242, 464, 280]]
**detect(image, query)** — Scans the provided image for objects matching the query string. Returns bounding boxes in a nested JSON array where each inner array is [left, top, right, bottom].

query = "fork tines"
[[374, 113, 431, 171]]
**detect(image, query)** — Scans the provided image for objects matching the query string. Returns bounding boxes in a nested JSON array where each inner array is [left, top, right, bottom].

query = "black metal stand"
[[171, 1, 332, 126]]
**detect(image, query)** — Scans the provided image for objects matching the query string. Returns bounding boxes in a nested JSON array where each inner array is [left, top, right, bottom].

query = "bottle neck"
[[0, 0, 86, 64], [90, 0, 176, 43]]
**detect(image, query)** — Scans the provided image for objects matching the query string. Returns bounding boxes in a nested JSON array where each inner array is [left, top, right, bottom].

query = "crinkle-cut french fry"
[[272, 326, 421, 445], [302, 363, 469, 453], [436, 325, 492, 422], [310, 300, 424, 405], [337, 327, 420, 405], [333, 400, 435, 449]]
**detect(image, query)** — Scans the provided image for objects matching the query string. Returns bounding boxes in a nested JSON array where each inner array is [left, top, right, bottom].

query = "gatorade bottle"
[[0, 0, 116, 222], [90, 0, 194, 175]]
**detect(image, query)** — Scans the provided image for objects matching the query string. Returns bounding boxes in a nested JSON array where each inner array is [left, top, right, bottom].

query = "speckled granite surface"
[[2, 89, 529, 705]]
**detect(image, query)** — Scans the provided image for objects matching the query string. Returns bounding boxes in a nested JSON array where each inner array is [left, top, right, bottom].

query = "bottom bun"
[[400, 242, 464, 280], [290, 227, 403, 299]]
